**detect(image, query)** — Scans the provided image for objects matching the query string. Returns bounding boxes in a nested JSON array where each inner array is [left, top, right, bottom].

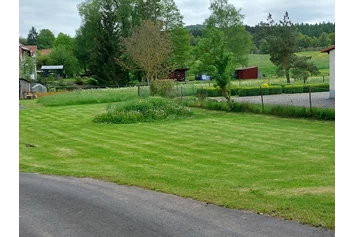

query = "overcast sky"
[[19, 0, 335, 38]]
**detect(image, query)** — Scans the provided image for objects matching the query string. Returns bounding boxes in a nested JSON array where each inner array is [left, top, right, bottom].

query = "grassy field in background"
[[186, 50, 330, 81], [19, 99, 335, 229], [247, 51, 330, 77]]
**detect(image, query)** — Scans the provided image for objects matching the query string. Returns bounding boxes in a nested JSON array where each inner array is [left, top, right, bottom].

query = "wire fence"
[[229, 88, 334, 110], [32, 76, 334, 109], [137, 84, 334, 109]]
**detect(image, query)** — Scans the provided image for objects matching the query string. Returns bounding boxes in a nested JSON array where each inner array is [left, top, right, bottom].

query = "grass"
[[19, 99, 335, 230], [248, 50, 330, 77]]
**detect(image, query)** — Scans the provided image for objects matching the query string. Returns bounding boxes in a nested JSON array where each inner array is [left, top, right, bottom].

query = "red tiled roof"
[[321, 45, 335, 53]]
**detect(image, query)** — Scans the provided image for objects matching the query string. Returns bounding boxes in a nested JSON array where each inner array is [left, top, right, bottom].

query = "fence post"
[[308, 85, 312, 110], [138, 85, 140, 97], [260, 86, 264, 113], [180, 86, 183, 105]]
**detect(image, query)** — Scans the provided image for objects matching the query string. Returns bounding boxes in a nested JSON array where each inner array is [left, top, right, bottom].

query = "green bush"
[[75, 77, 85, 85], [93, 96, 193, 124], [268, 86, 283, 95], [283, 85, 304, 94], [150, 79, 177, 98], [196, 88, 223, 97], [302, 84, 329, 93], [87, 77, 99, 86], [229, 86, 240, 96], [237, 87, 255, 97]]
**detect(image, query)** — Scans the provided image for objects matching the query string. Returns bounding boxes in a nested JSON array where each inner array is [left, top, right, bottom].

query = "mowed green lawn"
[[19, 100, 335, 229]]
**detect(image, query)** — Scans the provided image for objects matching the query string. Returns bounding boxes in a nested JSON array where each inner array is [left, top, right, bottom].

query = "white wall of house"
[[329, 49, 335, 98]]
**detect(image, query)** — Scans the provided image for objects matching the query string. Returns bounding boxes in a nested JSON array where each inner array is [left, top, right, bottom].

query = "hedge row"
[[196, 84, 329, 97]]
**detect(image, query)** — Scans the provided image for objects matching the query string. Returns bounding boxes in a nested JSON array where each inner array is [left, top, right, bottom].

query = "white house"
[[321, 45, 335, 98]]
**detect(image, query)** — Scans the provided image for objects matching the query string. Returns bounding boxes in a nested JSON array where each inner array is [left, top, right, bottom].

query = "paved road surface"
[[20, 173, 335, 237], [213, 92, 335, 109]]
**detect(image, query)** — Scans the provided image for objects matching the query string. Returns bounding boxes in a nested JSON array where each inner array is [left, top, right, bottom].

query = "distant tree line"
[[186, 22, 335, 53]]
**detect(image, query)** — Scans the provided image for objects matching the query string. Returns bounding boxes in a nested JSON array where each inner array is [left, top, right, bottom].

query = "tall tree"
[[54, 32, 74, 51], [264, 12, 319, 83], [264, 11, 299, 83], [73, 28, 91, 73], [170, 27, 191, 68], [140, 0, 162, 22], [76, 0, 101, 74], [77, 0, 134, 86], [159, 0, 184, 31], [119, 20, 173, 84], [204, 0, 251, 67], [37, 29, 55, 49], [93, 0, 125, 85], [195, 27, 234, 110], [27, 26, 38, 45]]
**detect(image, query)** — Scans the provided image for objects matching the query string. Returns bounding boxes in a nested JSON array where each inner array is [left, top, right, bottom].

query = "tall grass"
[[36, 88, 144, 106]]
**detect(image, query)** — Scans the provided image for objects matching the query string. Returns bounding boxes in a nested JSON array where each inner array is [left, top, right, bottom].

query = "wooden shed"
[[235, 66, 259, 79], [19, 78, 32, 99], [168, 68, 190, 81]]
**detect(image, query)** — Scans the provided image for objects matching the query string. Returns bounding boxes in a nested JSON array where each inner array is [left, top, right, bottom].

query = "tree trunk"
[[286, 68, 290, 84], [222, 86, 232, 111]]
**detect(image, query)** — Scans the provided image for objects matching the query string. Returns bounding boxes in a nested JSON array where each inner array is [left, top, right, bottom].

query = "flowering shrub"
[[261, 82, 269, 88]]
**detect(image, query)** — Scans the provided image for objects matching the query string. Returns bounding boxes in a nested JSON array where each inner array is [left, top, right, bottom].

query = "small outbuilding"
[[168, 68, 190, 81], [19, 78, 33, 99], [32, 83, 48, 93], [41, 65, 66, 78], [235, 66, 259, 80]]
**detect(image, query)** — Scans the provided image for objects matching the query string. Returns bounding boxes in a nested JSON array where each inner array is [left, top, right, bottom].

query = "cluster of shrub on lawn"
[[93, 96, 193, 124]]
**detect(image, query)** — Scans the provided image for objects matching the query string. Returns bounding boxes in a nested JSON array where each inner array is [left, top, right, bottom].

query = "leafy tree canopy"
[[27, 26, 38, 45], [37, 29, 55, 50]]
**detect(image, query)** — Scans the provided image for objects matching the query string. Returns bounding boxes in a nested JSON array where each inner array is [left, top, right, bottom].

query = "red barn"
[[235, 66, 259, 79], [168, 68, 190, 81]]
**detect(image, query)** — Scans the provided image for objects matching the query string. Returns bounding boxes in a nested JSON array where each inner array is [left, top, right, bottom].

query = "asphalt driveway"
[[20, 173, 335, 237], [213, 92, 335, 109]]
